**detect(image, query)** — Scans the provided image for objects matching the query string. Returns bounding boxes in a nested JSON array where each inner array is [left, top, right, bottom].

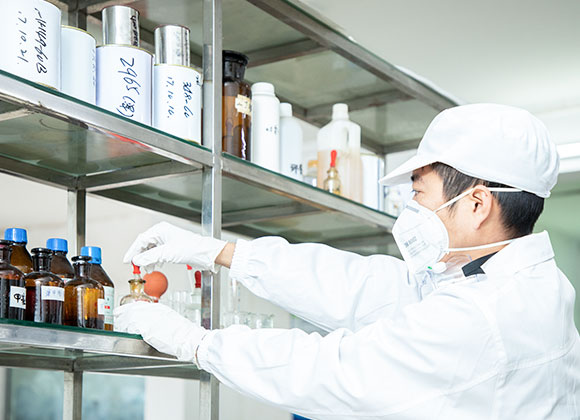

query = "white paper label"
[[41, 285, 64, 302], [96, 45, 153, 125], [9, 286, 26, 309], [152, 65, 202, 144], [235, 94, 251, 115], [98, 298, 105, 315], [103, 286, 114, 325]]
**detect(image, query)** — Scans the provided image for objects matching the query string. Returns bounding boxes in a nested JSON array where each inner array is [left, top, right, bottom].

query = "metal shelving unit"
[[0, 1, 460, 419]]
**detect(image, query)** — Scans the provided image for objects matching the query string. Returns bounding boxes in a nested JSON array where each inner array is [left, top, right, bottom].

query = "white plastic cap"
[[379, 103, 559, 198], [280, 102, 293, 117], [252, 82, 275, 96], [332, 103, 349, 120]]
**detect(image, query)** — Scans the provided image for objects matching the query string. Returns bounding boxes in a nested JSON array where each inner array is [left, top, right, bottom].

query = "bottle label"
[[103, 286, 114, 325], [41, 286, 65, 302], [98, 298, 106, 316], [9, 286, 26, 309], [235, 94, 251, 116]]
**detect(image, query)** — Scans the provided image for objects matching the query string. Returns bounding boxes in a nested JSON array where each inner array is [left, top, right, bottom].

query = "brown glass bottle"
[[47, 238, 74, 283], [64, 256, 105, 330], [4, 228, 33, 274], [81, 246, 115, 331], [0, 240, 25, 320], [24, 248, 64, 324], [223, 50, 251, 160]]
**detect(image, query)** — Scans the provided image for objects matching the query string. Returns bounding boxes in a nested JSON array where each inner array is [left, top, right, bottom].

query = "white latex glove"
[[123, 221, 227, 273], [114, 302, 207, 363]]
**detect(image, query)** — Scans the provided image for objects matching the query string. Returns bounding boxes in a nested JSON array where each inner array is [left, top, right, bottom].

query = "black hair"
[[430, 162, 544, 238]]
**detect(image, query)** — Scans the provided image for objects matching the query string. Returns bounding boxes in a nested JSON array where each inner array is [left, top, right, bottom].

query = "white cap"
[[379, 103, 559, 198], [332, 103, 349, 120], [280, 102, 293, 117], [252, 82, 275, 95]]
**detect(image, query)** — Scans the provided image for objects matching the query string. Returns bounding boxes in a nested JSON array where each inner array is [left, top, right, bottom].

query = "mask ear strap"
[[435, 187, 521, 212]]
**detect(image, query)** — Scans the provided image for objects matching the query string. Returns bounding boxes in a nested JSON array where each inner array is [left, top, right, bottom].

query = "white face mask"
[[392, 187, 520, 274]]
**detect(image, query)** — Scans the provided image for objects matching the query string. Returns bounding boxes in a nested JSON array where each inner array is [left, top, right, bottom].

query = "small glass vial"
[[4, 228, 33, 274], [323, 150, 342, 195], [64, 256, 105, 330], [46, 238, 75, 283], [0, 240, 25, 320], [24, 248, 65, 324], [81, 246, 115, 331], [120, 264, 154, 305]]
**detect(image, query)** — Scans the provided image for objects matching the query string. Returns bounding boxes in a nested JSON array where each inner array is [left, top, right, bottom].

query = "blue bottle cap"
[[81, 246, 102, 264], [4, 228, 28, 244], [46, 238, 68, 253]]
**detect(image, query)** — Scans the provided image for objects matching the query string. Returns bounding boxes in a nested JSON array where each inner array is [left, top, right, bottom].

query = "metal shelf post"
[[200, 0, 222, 419]]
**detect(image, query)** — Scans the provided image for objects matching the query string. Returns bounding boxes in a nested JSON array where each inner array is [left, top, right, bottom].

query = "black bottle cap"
[[0, 240, 13, 248], [71, 255, 92, 264], [31, 247, 53, 256], [223, 50, 249, 66]]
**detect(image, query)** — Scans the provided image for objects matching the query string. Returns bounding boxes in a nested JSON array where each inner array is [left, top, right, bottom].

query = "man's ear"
[[469, 185, 494, 229]]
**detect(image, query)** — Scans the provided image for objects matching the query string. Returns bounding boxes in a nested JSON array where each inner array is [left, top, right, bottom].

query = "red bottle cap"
[[132, 263, 141, 275], [195, 271, 202, 288], [330, 150, 338, 168], [186, 264, 193, 270]]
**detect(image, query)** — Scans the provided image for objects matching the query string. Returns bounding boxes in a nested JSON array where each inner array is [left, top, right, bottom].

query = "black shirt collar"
[[461, 252, 497, 277]]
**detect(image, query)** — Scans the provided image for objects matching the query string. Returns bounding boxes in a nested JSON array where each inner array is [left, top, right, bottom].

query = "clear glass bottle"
[[24, 248, 65, 324], [323, 150, 342, 195], [46, 238, 75, 283], [120, 264, 154, 305], [4, 228, 33, 274], [81, 246, 115, 331], [64, 256, 105, 330], [0, 240, 25, 320], [222, 50, 251, 160]]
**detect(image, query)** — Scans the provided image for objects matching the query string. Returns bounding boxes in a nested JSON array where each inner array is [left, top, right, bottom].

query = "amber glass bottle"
[[4, 228, 33, 274], [46, 238, 74, 283], [64, 256, 105, 330], [81, 246, 114, 331], [120, 264, 154, 305], [0, 240, 25, 320], [24, 248, 65, 324], [223, 50, 251, 160]]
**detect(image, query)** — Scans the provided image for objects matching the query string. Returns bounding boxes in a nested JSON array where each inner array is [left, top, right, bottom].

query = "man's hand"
[[123, 221, 228, 272], [114, 302, 207, 363]]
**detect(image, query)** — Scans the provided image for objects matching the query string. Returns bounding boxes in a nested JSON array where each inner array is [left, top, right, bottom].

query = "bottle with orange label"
[[81, 247, 115, 331], [64, 256, 105, 330]]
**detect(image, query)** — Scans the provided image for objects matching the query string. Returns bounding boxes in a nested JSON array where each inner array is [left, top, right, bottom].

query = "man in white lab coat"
[[116, 104, 580, 419]]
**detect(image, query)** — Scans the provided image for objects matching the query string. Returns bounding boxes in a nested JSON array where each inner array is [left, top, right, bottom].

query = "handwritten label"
[[10, 286, 26, 309], [98, 298, 105, 316], [290, 163, 303, 175], [183, 81, 193, 118], [235, 94, 251, 116], [41, 285, 64, 302], [165, 76, 175, 118], [116, 56, 140, 118], [265, 125, 278, 135], [33, 8, 48, 74]]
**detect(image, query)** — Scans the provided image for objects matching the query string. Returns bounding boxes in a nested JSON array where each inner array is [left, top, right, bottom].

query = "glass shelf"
[[0, 319, 200, 379], [0, 70, 211, 190]]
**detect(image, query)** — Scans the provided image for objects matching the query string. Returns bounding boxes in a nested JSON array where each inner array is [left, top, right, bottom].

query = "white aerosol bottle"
[[251, 82, 280, 172], [153, 25, 202, 144], [96, 5, 153, 125]]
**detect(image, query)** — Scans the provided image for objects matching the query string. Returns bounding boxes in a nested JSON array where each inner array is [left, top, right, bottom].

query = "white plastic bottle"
[[317, 104, 362, 202], [279, 103, 304, 180], [251, 82, 280, 172]]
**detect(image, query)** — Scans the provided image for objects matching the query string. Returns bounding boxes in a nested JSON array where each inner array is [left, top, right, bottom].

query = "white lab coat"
[[197, 231, 580, 419]]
